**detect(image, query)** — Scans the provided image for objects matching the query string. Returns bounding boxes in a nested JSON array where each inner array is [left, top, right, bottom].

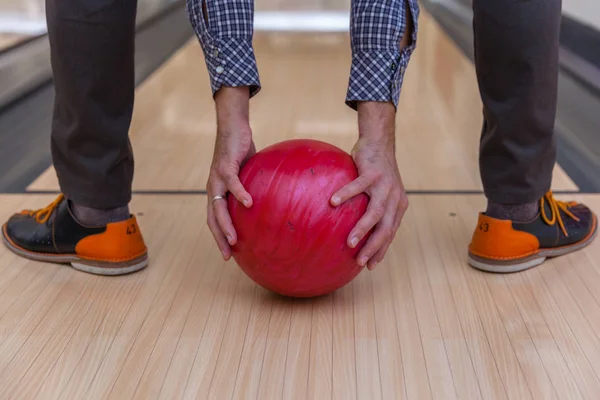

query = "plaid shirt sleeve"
[[187, 0, 261, 98], [187, 0, 418, 108], [345, 0, 419, 110]]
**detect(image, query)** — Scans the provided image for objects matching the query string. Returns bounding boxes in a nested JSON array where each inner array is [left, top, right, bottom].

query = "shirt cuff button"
[[216, 66, 224, 74]]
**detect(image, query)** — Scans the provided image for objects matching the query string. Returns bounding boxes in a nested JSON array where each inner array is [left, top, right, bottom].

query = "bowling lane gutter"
[[0, 0, 188, 112]]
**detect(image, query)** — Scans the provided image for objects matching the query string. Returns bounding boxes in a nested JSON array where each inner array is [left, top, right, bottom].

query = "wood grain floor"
[[255, 0, 349, 10], [2, 7, 597, 400], [0, 193, 599, 399]]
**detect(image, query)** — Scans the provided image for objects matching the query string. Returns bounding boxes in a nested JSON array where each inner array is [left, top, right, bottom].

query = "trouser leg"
[[473, 0, 562, 204], [46, 0, 138, 209]]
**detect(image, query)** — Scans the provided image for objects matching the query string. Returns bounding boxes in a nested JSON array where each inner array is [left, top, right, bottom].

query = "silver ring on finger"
[[212, 194, 226, 204]]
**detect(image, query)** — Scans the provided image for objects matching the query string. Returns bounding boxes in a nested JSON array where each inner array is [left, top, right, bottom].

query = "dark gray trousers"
[[46, 0, 561, 209], [47, 0, 137, 209], [473, 0, 561, 204]]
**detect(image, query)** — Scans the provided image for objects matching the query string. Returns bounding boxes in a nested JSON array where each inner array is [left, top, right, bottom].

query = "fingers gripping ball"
[[228, 139, 371, 298]]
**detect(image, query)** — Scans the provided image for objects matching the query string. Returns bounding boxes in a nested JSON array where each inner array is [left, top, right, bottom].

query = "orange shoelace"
[[22, 194, 64, 224], [540, 191, 580, 237]]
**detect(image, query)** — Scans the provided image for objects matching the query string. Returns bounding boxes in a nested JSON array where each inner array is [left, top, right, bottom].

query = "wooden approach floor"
[[1, 9, 599, 400], [1, 193, 600, 400]]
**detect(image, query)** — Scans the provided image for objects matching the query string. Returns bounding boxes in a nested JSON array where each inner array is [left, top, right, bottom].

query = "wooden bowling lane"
[[255, 0, 349, 10], [27, 10, 578, 193], [0, 192, 599, 398], [0, 0, 45, 51], [0, 34, 27, 51]]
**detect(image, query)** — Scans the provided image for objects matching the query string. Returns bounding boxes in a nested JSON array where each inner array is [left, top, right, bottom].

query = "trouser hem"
[[484, 184, 550, 205], [61, 185, 131, 210]]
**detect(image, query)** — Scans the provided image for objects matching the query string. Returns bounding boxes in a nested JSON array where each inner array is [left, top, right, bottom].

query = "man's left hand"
[[330, 102, 408, 270]]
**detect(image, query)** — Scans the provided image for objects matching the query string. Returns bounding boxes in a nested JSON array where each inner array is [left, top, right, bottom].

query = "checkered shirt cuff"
[[345, 49, 411, 111], [202, 38, 261, 98], [187, 0, 261, 98]]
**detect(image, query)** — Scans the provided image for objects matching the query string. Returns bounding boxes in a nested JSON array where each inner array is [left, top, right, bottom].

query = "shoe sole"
[[468, 216, 598, 273], [1, 224, 148, 276]]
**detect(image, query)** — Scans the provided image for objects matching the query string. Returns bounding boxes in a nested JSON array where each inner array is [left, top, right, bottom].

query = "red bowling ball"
[[228, 139, 370, 297]]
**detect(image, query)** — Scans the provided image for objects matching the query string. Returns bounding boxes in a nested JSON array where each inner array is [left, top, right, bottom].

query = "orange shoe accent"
[[75, 216, 147, 263], [469, 213, 540, 260]]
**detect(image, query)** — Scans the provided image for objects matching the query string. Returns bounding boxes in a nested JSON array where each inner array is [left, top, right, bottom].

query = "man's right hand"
[[207, 87, 256, 260]]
